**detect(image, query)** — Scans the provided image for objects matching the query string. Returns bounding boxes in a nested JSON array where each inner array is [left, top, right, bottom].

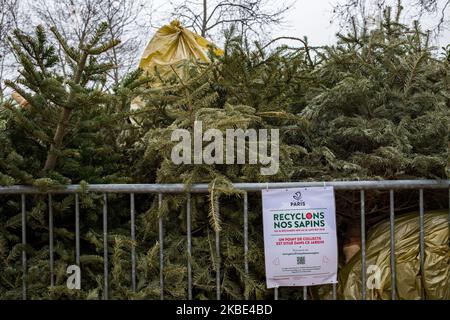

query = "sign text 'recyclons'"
[[273, 211, 325, 229]]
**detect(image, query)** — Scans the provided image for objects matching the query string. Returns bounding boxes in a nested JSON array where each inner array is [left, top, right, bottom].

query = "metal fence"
[[0, 179, 449, 300]]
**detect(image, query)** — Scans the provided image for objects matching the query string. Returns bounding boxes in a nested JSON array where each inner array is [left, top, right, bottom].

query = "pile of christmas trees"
[[0, 5, 448, 299]]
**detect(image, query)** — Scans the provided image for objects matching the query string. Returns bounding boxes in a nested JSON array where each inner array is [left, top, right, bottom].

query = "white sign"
[[262, 187, 338, 288]]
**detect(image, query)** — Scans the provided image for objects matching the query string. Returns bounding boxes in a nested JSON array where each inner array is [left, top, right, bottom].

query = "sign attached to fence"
[[262, 187, 338, 288]]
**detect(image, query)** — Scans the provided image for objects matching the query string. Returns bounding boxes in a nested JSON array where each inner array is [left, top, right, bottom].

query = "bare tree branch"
[[0, 0, 21, 98], [168, 0, 294, 41], [29, 0, 153, 88], [333, 0, 450, 38]]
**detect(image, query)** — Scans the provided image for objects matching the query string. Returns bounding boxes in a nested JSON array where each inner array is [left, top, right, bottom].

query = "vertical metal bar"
[[215, 198, 221, 300], [158, 193, 164, 300], [48, 194, 54, 287], [419, 189, 425, 300], [130, 193, 136, 292], [389, 190, 396, 300], [75, 194, 80, 266], [243, 192, 249, 300], [274, 288, 279, 300], [21, 194, 26, 300], [244, 192, 249, 275], [303, 286, 308, 300], [360, 190, 366, 300], [186, 193, 192, 300], [103, 193, 108, 300], [332, 283, 337, 300]]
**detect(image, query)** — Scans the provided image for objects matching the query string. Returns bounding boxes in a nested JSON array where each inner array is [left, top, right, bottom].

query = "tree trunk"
[[201, 0, 207, 37], [43, 51, 87, 171], [43, 107, 72, 171]]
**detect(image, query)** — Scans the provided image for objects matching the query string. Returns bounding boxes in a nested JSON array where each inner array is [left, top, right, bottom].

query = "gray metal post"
[[361, 190, 366, 300], [48, 194, 54, 287], [158, 193, 164, 300], [130, 193, 136, 292], [389, 190, 396, 300], [243, 192, 249, 300], [419, 189, 425, 300], [75, 194, 80, 266], [103, 193, 108, 300], [21, 194, 27, 300], [215, 198, 221, 300], [187, 193, 192, 300]]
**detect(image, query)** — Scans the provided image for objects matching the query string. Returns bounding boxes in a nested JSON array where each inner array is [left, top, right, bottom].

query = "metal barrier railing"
[[0, 179, 449, 300]]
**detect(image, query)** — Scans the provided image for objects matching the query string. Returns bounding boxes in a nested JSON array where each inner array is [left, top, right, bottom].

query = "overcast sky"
[[150, 0, 449, 48], [275, 1, 449, 47]]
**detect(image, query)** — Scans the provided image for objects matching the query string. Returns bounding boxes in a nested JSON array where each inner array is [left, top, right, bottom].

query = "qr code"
[[297, 256, 305, 265]]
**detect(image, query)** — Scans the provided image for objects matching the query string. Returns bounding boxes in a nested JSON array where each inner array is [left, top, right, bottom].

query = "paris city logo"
[[291, 191, 305, 206]]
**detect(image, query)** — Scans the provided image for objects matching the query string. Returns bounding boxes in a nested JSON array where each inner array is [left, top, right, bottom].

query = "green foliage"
[[299, 7, 449, 180], [0, 6, 449, 300]]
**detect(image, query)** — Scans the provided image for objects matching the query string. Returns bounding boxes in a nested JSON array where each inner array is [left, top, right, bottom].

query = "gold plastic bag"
[[340, 210, 449, 300], [131, 20, 223, 112], [138, 20, 223, 80]]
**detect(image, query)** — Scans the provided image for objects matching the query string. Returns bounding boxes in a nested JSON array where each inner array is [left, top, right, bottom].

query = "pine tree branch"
[[43, 49, 88, 171]]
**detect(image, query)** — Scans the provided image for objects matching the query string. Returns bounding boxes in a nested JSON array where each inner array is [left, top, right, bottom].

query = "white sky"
[[274, 0, 449, 47], [150, 0, 449, 48]]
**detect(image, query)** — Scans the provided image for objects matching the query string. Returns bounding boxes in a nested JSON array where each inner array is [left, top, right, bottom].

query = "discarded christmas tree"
[[0, 4, 448, 299]]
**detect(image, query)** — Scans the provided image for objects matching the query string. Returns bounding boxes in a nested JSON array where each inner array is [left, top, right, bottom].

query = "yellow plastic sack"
[[138, 20, 223, 80], [339, 210, 449, 300], [131, 20, 223, 112]]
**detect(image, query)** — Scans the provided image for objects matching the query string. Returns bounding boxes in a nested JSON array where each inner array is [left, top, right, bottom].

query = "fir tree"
[[5, 23, 121, 173], [0, 5, 448, 300]]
